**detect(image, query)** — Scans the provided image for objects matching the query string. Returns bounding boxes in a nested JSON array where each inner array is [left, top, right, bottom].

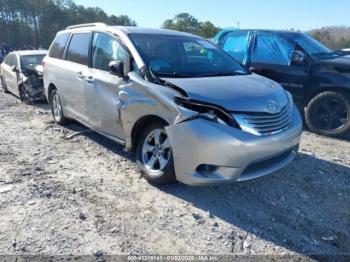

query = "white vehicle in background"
[[0, 50, 47, 103]]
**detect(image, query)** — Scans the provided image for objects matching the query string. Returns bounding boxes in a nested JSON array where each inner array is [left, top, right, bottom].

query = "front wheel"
[[136, 121, 176, 184], [19, 85, 31, 104], [305, 91, 350, 138], [50, 89, 69, 125]]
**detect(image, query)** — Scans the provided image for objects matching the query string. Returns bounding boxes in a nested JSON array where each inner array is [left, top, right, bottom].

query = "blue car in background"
[[213, 29, 350, 138]]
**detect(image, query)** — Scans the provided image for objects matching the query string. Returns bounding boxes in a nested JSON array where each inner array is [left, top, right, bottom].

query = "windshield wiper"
[[154, 71, 190, 78], [195, 71, 247, 77]]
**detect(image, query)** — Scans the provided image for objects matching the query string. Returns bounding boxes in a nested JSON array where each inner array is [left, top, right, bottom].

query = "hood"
[[316, 56, 350, 75], [162, 74, 289, 113], [318, 56, 350, 66], [318, 55, 350, 68]]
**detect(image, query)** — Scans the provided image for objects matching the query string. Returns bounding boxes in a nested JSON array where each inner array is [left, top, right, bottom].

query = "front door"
[[84, 32, 129, 140], [248, 32, 310, 102]]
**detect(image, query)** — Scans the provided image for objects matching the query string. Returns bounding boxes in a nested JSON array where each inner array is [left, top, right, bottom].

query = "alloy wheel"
[[141, 128, 172, 174], [313, 97, 349, 131], [52, 93, 63, 121]]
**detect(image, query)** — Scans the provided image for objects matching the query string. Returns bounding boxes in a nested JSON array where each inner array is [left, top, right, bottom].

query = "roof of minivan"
[[113, 26, 195, 36], [15, 50, 47, 56], [64, 24, 196, 37]]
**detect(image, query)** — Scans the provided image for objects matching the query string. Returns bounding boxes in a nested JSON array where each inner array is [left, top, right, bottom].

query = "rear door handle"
[[77, 71, 84, 80], [86, 76, 95, 85]]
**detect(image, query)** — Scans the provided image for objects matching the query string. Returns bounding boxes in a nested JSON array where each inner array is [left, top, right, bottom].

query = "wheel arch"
[[130, 115, 170, 152], [47, 83, 57, 104], [305, 86, 350, 105]]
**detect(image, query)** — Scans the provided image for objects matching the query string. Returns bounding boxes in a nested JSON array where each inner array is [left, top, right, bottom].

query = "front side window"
[[12, 55, 18, 67], [251, 33, 294, 65], [92, 32, 127, 71], [283, 32, 334, 59], [66, 33, 90, 66], [222, 31, 250, 63], [49, 33, 70, 59], [129, 33, 249, 78]]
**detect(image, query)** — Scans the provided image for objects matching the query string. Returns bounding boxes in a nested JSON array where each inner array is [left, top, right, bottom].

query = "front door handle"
[[77, 71, 84, 80], [86, 76, 95, 85]]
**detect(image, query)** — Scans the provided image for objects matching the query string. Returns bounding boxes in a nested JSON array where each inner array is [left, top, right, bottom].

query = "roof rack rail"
[[66, 23, 107, 30]]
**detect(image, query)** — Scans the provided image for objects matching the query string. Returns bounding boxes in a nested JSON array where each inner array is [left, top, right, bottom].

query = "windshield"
[[284, 32, 335, 58], [129, 33, 249, 78], [21, 55, 45, 70]]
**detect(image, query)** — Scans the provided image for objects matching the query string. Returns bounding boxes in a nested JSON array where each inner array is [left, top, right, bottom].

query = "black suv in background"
[[214, 29, 350, 138]]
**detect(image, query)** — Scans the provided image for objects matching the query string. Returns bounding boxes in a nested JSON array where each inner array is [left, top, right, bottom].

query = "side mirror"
[[11, 65, 18, 72], [291, 50, 306, 64], [109, 60, 124, 78]]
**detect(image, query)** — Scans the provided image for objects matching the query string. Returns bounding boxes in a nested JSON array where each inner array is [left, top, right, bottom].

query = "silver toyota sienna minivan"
[[43, 23, 303, 185]]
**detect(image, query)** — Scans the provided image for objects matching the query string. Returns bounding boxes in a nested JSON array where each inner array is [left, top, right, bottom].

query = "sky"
[[74, 0, 349, 31]]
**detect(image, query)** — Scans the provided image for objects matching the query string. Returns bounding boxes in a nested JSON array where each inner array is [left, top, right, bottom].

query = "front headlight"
[[285, 91, 294, 119], [174, 96, 239, 127]]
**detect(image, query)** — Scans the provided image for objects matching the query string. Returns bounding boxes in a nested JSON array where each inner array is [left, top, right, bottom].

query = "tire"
[[136, 121, 176, 185], [50, 89, 69, 125], [18, 85, 31, 104], [1, 76, 9, 93], [305, 91, 350, 138]]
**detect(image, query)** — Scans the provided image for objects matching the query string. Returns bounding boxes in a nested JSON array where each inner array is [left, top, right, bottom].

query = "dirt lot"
[[0, 86, 349, 260]]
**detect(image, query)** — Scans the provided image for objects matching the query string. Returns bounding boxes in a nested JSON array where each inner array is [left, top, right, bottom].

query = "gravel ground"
[[0, 86, 349, 260]]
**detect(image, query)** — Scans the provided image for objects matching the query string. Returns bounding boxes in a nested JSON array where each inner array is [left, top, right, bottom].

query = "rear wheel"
[[136, 121, 176, 184], [305, 91, 350, 138], [50, 89, 69, 125], [1, 76, 9, 93]]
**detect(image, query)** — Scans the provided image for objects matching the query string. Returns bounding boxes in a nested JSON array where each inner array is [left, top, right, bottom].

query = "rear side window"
[[49, 33, 70, 59], [222, 31, 250, 63], [251, 33, 294, 65], [66, 33, 90, 66]]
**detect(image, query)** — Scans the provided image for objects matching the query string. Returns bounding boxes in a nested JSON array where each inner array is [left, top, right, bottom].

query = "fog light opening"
[[196, 164, 219, 176]]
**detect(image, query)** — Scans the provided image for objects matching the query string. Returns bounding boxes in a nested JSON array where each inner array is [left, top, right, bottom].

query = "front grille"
[[233, 105, 292, 136]]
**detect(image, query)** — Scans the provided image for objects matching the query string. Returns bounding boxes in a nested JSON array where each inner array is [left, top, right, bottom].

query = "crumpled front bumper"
[[27, 86, 44, 99], [166, 105, 303, 185]]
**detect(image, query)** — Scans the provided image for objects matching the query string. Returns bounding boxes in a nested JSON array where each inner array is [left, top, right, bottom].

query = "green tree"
[[308, 27, 350, 50], [162, 13, 221, 38], [0, 0, 137, 49], [200, 21, 221, 39]]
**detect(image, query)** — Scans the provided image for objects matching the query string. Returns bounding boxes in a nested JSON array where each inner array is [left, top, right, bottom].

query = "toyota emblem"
[[267, 100, 279, 114]]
